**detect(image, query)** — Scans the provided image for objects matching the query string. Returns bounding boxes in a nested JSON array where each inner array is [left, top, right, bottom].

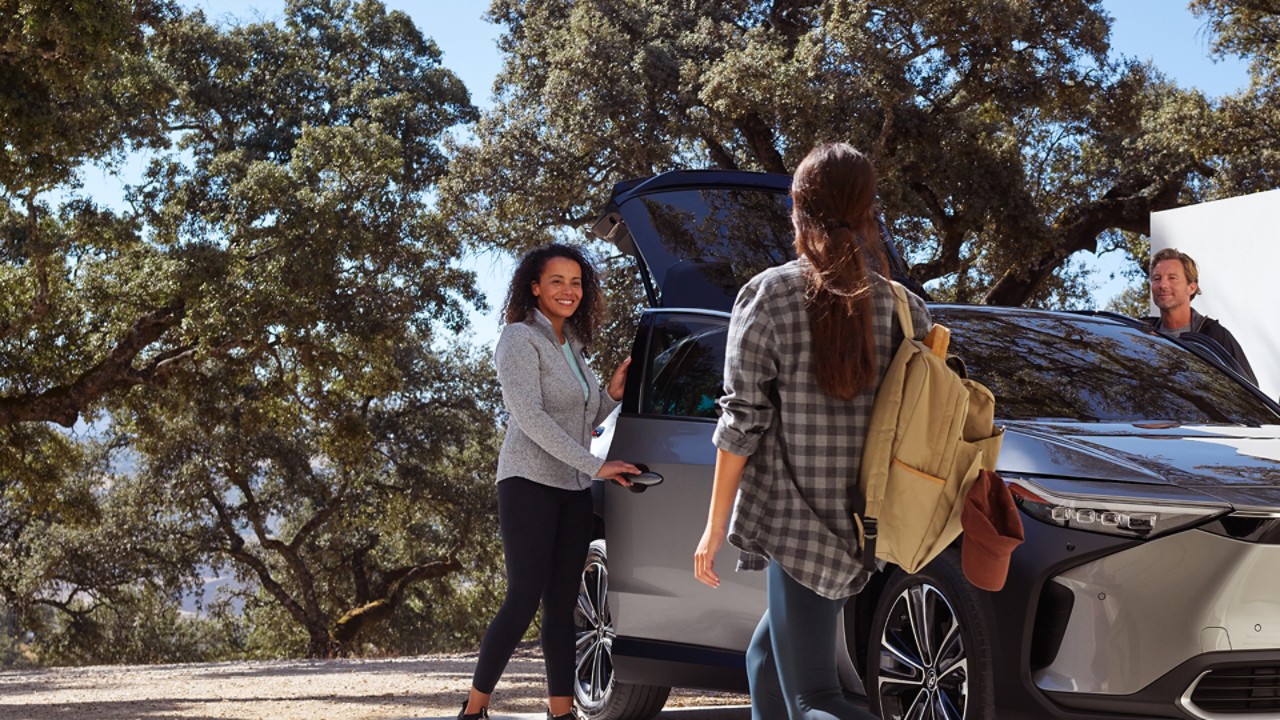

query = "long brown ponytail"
[[791, 143, 889, 400]]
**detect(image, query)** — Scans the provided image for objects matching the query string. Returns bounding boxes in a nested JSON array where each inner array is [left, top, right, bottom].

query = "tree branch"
[[736, 113, 788, 174], [984, 170, 1191, 305], [330, 552, 463, 646], [0, 301, 186, 427], [223, 468, 325, 623], [205, 491, 315, 632], [703, 134, 738, 170], [905, 181, 971, 283]]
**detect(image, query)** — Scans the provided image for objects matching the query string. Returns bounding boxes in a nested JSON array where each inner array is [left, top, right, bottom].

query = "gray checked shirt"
[[712, 259, 931, 599]]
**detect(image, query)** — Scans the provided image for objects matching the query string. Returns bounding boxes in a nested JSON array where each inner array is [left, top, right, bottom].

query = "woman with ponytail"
[[693, 143, 932, 719]]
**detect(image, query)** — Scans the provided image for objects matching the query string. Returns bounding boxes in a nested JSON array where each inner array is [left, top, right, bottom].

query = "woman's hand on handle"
[[596, 459, 639, 488]]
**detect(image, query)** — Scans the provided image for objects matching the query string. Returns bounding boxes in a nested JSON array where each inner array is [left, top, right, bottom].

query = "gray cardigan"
[[494, 310, 619, 490]]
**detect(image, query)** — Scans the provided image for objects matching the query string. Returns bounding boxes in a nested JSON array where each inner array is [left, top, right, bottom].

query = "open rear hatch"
[[587, 169, 921, 311]]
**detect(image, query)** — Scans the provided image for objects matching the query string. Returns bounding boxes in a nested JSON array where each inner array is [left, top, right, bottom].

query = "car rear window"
[[615, 179, 919, 309], [626, 188, 796, 309], [936, 308, 1278, 426]]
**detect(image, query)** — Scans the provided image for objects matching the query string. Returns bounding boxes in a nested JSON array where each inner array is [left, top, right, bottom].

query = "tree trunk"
[[306, 623, 340, 659], [330, 556, 462, 652]]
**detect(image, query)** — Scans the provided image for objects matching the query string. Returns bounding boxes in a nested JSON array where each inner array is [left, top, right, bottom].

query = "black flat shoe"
[[458, 700, 489, 719], [547, 711, 575, 720]]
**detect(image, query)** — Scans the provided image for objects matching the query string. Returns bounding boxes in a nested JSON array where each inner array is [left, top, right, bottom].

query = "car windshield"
[[936, 307, 1278, 426]]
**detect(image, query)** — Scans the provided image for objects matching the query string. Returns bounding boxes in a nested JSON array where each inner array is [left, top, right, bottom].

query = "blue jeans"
[[746, 561, 875, 720]]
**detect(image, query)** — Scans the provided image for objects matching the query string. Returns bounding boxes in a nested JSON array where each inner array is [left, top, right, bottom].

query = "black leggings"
[[471, 477, 593, 697]]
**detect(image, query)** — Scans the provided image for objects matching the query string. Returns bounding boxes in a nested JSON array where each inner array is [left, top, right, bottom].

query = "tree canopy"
[[2, 0, 502, 660], [1192, 0, 1280, 196], [440, 0, 1277, 308]]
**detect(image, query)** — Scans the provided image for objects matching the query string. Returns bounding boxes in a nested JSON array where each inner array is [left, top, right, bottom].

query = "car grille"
[[1189, 665, 1280, 714]]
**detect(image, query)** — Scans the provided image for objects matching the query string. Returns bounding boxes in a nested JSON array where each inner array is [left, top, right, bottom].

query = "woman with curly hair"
[[459, 243, 638, 720], [694, 143, 931, 719]]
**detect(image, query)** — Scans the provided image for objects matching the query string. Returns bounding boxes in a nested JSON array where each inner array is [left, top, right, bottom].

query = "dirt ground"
[[0, 645, 750, 720]]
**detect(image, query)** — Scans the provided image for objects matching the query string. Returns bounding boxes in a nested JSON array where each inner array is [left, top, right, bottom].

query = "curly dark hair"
[[502, 243, 605, 348]]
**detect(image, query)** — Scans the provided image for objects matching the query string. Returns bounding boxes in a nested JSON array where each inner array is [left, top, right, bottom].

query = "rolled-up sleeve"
[[713, 277, 779, 458]]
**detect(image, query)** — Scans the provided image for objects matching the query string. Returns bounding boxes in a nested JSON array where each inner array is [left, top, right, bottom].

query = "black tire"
[[574, 539, 672, 720], [867, 551, 996, 720]]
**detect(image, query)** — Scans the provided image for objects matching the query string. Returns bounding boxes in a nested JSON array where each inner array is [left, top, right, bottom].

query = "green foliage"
[[2, 1, 505, 661], [1190, 0, 1280, 196], [0, 601, 36, 668], [440, 0, 1274, 309], [240, 589, 311, 660], [1104, 282, 1151, 318], [0, 436, 211, 666], [17, 586, 244, 667], [0, 0, 176, 192], [1193, 0, 1280, 82]]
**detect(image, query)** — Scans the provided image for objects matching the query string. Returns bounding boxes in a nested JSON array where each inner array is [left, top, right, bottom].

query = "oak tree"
[[440, 0, 1247, 308], [2, 0, 500, 659]]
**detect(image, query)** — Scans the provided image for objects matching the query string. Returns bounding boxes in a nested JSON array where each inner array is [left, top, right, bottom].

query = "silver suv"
[[574, 171, 1280, 720]]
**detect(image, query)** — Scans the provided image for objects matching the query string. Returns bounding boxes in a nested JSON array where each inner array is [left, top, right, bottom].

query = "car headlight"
[[1004, 475, 1231, 540]]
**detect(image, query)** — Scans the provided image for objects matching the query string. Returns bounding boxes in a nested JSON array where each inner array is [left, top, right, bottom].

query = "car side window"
[[641, 315, 727, 419]]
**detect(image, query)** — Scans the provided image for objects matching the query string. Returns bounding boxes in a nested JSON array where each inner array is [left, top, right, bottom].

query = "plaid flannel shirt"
[[712, 259, 931, 599]]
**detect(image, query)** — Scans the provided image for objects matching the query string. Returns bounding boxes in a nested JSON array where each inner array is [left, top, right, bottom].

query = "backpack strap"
[[889, 281, 913, 339], [860, 281, 949, 571], [892, 280, 949, 357], [860, 281, 917, 570]]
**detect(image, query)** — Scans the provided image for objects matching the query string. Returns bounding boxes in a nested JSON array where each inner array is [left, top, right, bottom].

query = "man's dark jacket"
[[1145, 309, 1258, 385]]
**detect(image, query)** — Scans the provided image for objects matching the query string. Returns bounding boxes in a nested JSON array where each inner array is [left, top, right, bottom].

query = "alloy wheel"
[[574, 545, 615, 711], [877, 582, 968, 720]]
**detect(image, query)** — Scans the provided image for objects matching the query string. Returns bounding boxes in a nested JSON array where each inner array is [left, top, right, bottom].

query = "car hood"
[[1001, 421, 1280, 510]]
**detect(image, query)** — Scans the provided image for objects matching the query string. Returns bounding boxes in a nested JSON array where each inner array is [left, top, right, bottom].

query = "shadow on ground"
[[415, 709, 753, 720]]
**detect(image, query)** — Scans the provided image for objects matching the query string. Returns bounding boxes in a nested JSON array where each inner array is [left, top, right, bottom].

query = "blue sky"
[[1105, 0, 1248, 95], [108, 2, 1256, 344]]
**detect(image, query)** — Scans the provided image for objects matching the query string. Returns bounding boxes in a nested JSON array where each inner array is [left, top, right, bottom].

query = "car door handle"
[[626, 471, 664, 493]]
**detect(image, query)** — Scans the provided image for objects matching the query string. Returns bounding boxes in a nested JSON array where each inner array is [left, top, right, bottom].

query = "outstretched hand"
[[607, 357, 631, 401]]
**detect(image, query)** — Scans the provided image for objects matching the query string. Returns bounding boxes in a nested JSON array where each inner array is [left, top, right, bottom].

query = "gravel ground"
[[0, 646, 750, 720]]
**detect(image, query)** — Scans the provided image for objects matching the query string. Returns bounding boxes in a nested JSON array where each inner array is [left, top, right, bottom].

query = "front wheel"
[[867, 551, 996, 720], [574, 539, 671, 720]]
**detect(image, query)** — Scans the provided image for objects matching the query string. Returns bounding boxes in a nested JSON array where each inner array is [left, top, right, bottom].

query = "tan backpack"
[[856, 282, 1004, 574]]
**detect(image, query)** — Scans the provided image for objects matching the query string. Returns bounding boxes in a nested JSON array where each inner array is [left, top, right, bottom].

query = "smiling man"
[[1145, 247, 1258, 385]]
